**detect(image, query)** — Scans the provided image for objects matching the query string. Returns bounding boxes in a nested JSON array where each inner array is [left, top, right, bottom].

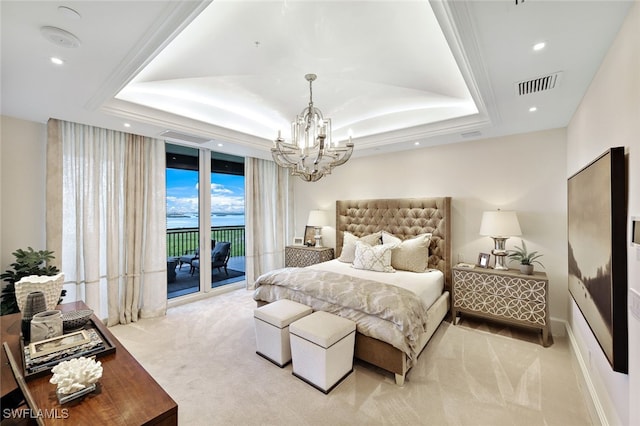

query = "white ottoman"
[[290, 311, 356, 394], [254, 299, 312, 367]]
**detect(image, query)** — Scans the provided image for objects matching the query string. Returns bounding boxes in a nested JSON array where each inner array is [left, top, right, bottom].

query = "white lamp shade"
[[307, 210, 328, 227], [479, 210, 522, 237]]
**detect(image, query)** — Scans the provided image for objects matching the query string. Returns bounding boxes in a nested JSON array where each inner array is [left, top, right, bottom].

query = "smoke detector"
[[40, 26, 81, 48]]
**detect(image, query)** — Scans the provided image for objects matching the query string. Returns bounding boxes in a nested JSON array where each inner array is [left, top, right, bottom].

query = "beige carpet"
[[110, 289, 595, 425]]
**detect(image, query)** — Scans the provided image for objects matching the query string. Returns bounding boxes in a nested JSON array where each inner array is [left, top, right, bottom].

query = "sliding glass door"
[[166, 144, 201, 298], [166, 145, 245, 299]]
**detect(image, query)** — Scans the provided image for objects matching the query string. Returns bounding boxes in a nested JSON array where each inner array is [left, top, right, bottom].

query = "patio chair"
[[167, 258, 178, 283], [191, 242, 231, 276], [178, 249, 198, 270], [179, 240, 215, 270]]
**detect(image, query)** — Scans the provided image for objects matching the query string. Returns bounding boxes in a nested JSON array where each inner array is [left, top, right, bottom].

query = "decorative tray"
[[21, 316, 116, 381]]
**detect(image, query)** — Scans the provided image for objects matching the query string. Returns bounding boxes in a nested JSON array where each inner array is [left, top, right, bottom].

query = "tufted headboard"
[[335, 197, 452, 289]]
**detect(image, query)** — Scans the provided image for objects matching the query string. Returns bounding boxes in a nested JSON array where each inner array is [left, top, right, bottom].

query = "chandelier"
[[271, 74, 354, 182]]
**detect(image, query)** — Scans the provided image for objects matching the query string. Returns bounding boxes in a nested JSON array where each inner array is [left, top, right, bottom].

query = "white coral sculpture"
[[50, 357, 103, 395]]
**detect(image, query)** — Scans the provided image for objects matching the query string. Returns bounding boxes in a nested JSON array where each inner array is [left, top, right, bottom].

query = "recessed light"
[[124, 123, 131, 128], [50, 57, 64, 65], [529, 106, 538, 112], [533, 42, 546, 51], [217, 143, 224, 147], [414, 142, 421, 146]]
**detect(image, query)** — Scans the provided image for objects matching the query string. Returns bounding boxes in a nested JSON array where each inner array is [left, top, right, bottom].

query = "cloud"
[[211, 183, 232, 194], [166, 195, 199, 214], [211, 194, 244, 213], [166, 195, 244, 215], [167, 176, 244, 215]]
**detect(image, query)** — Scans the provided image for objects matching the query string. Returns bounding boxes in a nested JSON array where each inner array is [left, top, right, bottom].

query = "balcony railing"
[[167, 226, 245, 258]]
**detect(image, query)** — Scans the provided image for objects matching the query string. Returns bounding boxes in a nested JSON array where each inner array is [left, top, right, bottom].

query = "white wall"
[[0, 116, 47, 275], [293, 128, 569, 330], [566, 1, 639, 425]]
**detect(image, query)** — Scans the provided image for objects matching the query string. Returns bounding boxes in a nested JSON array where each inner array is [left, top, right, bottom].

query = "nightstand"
[[285, 246, 334, 267], [451, 266, 551, 346]]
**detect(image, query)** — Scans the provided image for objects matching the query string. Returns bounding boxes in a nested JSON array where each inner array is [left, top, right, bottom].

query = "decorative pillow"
[[389, 233, 432, 272], [338, 231, 382, 263], [381, 231, 401, 246], [352, 241, 396, 273]]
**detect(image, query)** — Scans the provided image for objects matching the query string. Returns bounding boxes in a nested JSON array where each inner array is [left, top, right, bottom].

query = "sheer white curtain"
[[245, 157, 294, 289], [46, 119, 167, 325]]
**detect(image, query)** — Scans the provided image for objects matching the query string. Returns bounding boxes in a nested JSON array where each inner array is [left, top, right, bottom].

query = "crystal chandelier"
[[271, 74, 354, 182]]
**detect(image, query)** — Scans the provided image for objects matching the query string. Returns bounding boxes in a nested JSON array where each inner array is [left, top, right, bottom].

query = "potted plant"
[[507, 240, 544, 275], [0, 247, 64, 316]]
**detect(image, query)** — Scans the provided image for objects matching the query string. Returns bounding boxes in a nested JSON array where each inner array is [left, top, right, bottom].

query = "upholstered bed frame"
[[335, 197, 452, 385], [256, 197, 452, 385]]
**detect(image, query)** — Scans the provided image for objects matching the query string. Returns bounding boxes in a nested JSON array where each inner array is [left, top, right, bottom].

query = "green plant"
[[0, 247, 63, 316], [507, 240, 544, 268]]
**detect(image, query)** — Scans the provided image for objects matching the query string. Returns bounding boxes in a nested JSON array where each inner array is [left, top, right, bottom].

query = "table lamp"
[[307, 210, 328, 247], [479, 210, 522, 270]]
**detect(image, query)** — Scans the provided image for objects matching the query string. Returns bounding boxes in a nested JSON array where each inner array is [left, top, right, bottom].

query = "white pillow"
[[352, 241, 396, 273], [381, 231, 401, 245], [389, 233, 432, 273], [338, 231, 382, 263]]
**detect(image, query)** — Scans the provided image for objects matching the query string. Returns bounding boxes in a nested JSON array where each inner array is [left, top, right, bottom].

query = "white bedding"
[[307, 259, 444, 309]]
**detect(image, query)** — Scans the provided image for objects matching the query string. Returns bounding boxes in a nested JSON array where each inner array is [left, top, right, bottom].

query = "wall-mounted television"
[[567, 146, 627, 373]]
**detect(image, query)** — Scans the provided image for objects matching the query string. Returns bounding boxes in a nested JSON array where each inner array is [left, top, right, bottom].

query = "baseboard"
[[564, 320, 608, 426]]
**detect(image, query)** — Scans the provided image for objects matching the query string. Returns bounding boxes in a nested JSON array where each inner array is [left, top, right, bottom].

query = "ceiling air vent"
[[461, 131, 482, 138], [160, 130, 212, 144], [515, 72, 563, 96]]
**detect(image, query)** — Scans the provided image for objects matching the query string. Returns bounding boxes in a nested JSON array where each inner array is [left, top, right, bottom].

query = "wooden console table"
[[1, 301, 177, 425]]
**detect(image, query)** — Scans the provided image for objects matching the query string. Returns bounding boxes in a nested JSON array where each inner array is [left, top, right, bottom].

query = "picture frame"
[[22, 317, 117, 380], [293, 237, 304, 246], [29, 330, 90, 359], [568, 147, 627, 373], [477, 253, 490, 268], [304, 226, 315, 247]]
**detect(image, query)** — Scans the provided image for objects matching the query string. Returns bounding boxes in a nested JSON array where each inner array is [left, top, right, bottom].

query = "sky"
[[166, 168, 245, 215]]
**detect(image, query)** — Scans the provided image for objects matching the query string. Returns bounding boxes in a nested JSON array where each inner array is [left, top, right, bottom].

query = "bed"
[[253, 197, 451, 385]]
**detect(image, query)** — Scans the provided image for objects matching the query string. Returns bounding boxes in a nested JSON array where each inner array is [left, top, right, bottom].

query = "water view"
[[166, 213, 245, 229], [166, 168, 245, 230]]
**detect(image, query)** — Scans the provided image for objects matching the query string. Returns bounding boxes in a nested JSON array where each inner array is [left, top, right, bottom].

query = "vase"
[[520, 264, 534, 275], [15, 273, 64, 312], [30, 310, 63, 342], [21, 291, 47, 341]]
